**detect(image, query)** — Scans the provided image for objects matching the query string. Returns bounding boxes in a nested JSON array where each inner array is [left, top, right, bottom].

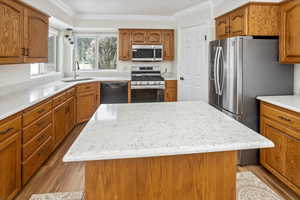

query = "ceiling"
[[62, 0, 206, 16]]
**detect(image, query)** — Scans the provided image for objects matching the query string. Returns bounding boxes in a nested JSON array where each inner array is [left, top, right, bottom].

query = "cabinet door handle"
[[22, 48, 26, 56], [0, 128, 13, 135], [37, 108, 46, 114], [36, 120, 47, 127], [278, 116, 292, 122], [37, 134, 46, 142]]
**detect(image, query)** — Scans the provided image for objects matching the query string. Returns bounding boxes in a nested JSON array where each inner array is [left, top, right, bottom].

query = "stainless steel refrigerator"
[[209, 36, 294, 165]]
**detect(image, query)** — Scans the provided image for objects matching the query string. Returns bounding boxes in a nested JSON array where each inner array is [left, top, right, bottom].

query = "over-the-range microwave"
[[132, 45, 163, 62]]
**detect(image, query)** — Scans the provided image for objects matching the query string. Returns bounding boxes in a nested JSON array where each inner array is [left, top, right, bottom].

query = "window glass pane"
[[30, 63, 40, 76], [98, 36, 117, 70], [44, 35, 57, 73], [75, 37, 96, 70]]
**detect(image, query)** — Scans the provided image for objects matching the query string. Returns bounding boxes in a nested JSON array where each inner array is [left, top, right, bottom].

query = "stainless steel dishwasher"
[[101, 82, 128, 104]]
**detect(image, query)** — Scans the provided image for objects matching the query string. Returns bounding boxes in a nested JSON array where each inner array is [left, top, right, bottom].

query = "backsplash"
[[294, 64, 300, 95]]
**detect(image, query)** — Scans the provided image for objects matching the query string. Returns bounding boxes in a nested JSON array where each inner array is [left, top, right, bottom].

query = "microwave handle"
[[153, 47, 156, 61]]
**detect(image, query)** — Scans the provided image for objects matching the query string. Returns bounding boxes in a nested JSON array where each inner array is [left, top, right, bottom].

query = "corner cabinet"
[[0, 0, 49, 65], [24, 7, 49, 63], [279, 0, 300, 63], [215, 2, 279, 40], [260, 102, 300, 196]]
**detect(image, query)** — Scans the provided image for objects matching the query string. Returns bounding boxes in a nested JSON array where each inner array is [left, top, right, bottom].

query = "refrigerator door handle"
[[218, 47, 225, 95], [214, 47, 221, 95]]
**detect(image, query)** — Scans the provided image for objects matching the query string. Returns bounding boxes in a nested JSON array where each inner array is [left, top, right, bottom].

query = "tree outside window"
[[75, 34, 117, 71]]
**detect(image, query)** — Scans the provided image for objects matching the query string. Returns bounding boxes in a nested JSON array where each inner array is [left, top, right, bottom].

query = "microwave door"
[[132, 48, 155, 61]]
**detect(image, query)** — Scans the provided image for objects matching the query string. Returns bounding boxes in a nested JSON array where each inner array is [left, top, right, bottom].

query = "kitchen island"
[[64, 102, 273, 200]]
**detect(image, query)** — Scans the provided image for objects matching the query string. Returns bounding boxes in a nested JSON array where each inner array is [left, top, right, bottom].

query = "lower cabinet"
[[0, 132, 21, 200], [165, 80, 177, 102], [65, 97, 75, 134], [54, 102, 67, 147], [260, 103, 300, 196]]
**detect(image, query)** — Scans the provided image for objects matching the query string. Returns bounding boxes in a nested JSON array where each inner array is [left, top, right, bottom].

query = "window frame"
[[74, 32, 118, 72], [30, 28, 59, 77]]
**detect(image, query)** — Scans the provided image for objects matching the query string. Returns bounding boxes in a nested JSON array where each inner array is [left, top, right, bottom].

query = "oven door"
[[131, 89, 165, 103]]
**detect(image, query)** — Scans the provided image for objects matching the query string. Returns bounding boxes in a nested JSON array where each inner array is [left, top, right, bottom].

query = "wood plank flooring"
[[15, 123, 300, 200]]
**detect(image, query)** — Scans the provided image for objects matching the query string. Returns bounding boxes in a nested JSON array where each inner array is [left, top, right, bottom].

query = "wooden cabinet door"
[[147, 30, 162, 44], [118, 29, 131, 61], [163, 30, 174, 61], [215, 15, 230, 40], [165, 88, 177, 102], [285, 136, 300, 190], [0, 0, 24, 64], [229, 8, 247, 37], [131, 30, 147, 44], [0, 132, 21, 200], [260, 118, 286, 174], [280, 0, 300, 63], [65, 97, 75, 135], [53, 103, 66, 146], [24, 8, 49, 63], [76, 92, 97, 123]]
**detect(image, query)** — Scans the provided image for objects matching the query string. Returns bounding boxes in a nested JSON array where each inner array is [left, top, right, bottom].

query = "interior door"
[[178, 25, 209, 102]]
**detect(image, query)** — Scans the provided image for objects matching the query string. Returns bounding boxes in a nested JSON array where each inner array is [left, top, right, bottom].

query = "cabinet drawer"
[[165, 80, 177, 89], [77, 83, 97, 93], [23, 112, 52, 144], [22, 137, 53, 185], [22, 124, 52, 161], [66, 88, 75, 99], [0, 116, 21, 143], [53, 92, 67, 107], [261, 103, 300, 131], [23, 100, 52, 126]]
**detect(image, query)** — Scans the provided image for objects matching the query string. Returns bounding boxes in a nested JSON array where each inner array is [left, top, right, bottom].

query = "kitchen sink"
[[62, 77, 95, 83]]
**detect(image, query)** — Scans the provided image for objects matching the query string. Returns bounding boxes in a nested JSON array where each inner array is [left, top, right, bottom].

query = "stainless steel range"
[[131, 66, 165, 103]]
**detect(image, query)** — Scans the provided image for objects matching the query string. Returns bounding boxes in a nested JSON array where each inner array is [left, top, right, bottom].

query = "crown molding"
[[76, 14, 176, 22], [174, 1, 212, 17], [48, 0, 76, 17]]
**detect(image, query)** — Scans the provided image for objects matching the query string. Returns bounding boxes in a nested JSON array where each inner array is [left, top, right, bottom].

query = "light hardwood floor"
[[15, 123, 300, 200]]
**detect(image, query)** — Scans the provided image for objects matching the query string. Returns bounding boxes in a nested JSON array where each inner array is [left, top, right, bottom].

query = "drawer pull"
[[278, 116, 292, 122], [85, 86, 91, 89], [36, 120, 47, 127], [37, 134, 46, 142], [0, 127, 13, 135], [37, 109, 46, 114]]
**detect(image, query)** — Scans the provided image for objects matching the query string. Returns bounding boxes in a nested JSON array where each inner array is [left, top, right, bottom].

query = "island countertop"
[[63, 102, 273, 162]]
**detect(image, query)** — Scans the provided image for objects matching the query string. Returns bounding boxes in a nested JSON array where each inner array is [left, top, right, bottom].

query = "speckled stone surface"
[[29, 191, 84, 200], [63, 102, 273, 162], [257, 95, 300, 113], [237, 172, 283, 200], [0, 77, 130, 121]]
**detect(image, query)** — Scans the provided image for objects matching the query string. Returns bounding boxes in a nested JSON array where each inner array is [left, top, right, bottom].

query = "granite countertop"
[[63, 102, 273, 162], [0, 77, 130, 121], [257, 95, 300, 113]]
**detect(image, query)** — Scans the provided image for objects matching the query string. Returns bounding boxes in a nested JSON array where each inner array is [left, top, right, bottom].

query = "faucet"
[[73, 60, 80, 80]]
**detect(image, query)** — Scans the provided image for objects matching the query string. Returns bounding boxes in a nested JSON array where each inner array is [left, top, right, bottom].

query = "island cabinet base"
[[85, 151, 237, 200]]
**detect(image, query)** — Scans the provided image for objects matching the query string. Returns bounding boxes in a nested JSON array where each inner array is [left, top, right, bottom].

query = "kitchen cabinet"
[[65, 97, 75, 134], [279, 0, 300, 63], [119, 29, 132, 61], [162, 30, 175, 61], [215, 2, 279, 40], [0, 0, 24, 64], [0, 0, 49, 65], [0, 115, 22, 200], [23, 7, 49, 63], [118, 29, 175, 61], [260, 102, 300, 196], [165, 80, 177, 102], [53, 102, 67, 147], [76, 82, 99, 124]]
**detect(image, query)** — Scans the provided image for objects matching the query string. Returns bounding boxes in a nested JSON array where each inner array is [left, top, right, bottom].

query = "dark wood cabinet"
[[0, 0, 49, 65], [0, 0, 24, 64], [119, 29, 132, 61], [280, 0, 300, 63]]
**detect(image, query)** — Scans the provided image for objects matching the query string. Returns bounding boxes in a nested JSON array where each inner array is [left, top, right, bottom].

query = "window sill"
[[30, 72, 62, 80]]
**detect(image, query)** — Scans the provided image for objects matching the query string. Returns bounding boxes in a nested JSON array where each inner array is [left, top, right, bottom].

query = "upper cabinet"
[[118, 29, 175, 61], [0, 0, 49, 65], [0, 0, 24, 64], [280, 0, 300, 63], [215, 2, 279, 40], [24, 7, 49, 63]]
